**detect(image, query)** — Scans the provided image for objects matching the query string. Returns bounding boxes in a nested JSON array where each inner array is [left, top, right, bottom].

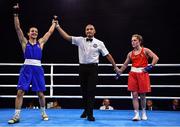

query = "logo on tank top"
[[93, 44, 98, 48], [37, 44, 40, 48], [141, 54, 144, 57]]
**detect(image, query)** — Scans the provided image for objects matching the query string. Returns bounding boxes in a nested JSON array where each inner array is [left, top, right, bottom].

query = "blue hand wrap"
[[144, 65, 153, 72], [115, 73, 121, 80]]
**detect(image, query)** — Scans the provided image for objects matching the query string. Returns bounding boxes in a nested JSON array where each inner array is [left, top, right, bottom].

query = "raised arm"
[[13, 3, 27, 50], [38, 17, 57, 48], [56, 22, 72, 42]]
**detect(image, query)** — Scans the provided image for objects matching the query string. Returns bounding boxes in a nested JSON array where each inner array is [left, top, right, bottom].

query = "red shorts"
[[128, 71, 151, 93]]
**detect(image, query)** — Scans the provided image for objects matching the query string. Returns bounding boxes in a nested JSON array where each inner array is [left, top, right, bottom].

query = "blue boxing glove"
[[114, 66, 121, 80], [144, 65, 153, 72], [115, 72, 121, 80]]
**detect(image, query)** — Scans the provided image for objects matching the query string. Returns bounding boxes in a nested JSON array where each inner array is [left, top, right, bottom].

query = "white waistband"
[[130, 67, 144, 73], [24, 59, 41, 66]]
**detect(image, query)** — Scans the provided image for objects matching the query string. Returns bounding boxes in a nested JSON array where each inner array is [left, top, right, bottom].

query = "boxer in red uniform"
[[118, 34, 159, 121]]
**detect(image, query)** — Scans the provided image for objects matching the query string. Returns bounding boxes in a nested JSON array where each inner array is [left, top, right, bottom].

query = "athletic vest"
[[24, 42, 42, 60], [131, 48, 148, 67]]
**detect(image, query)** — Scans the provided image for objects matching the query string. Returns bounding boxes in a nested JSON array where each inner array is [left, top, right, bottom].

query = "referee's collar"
[[86, 37, 94, 42]]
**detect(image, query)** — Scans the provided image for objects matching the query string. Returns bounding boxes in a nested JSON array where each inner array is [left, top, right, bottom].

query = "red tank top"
[[131, 48, 148, 67]]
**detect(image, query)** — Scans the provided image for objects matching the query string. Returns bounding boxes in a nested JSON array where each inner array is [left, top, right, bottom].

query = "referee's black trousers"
[[79, 64, 98, 117]]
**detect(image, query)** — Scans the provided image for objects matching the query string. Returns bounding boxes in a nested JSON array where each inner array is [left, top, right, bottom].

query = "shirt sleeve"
[[99, 42, 109, 56], [72, 36, 83, 46], [100, 106, 104, 110], [110, 106, 114, 110]]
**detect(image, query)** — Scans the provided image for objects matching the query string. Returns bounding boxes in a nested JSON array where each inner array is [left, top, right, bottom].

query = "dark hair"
[[28, 26, 38, 33], [85, 24, 95, 30]]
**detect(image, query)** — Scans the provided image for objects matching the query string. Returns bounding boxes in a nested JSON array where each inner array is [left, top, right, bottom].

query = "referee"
[[56, 23, 120, 121]]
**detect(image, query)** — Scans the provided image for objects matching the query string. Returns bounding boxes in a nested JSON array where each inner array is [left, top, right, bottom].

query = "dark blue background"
[[0, 0, 179, 63]]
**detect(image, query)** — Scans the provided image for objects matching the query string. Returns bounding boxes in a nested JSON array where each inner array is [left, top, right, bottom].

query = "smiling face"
[[28, 27, 38, 39], [85, 24, 96, 38]]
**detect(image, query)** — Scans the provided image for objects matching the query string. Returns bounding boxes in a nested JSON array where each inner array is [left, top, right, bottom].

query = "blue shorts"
[[17, 65, 46, 92]]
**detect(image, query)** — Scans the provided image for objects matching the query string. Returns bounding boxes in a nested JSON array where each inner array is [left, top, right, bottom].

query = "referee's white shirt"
[[72, 36, 109, 64]]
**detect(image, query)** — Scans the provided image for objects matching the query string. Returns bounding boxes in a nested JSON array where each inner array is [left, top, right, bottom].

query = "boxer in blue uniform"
[[17, 42, 46, 92], [8, 4, 57, 124]]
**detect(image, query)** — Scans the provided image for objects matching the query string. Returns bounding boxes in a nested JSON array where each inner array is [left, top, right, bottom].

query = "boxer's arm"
[[56, 23, 72, 42], [143, 48, 159, 72], [115, 52, 131, 80]]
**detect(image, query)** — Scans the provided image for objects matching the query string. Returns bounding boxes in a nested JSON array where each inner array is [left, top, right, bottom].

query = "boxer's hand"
[[52, 15, 60, 27], [143, 65, 153, 72], [114, 67, 121, 80], [13, 3, 19, 15], [115, 72, 121, 80]]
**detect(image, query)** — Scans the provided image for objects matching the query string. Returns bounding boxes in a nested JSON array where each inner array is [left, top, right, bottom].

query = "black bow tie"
[[86, 38, 93, 42]]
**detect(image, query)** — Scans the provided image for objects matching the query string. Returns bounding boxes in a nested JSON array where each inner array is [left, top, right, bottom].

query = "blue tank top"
[[24, 42, 42, 60]]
